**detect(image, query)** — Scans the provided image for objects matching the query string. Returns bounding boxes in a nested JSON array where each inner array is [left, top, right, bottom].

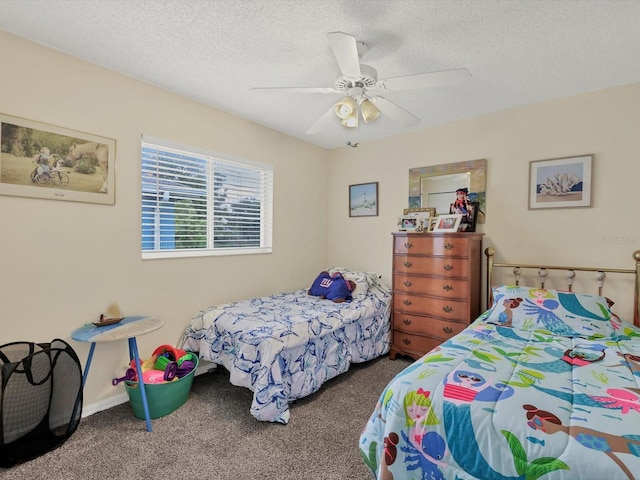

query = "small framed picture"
[[349, 182, 378, 217], [432, 214, 463, 232], [403, 207, 436, 218], [528, 154, 593, 210], [449, 187, 478, 232], [397, 215, 419, 232], [456, 201, 479, 232], [409, 211, 431, 221]]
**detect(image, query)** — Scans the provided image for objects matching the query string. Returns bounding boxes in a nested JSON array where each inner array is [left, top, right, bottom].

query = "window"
[[141, 136, 273, 259]]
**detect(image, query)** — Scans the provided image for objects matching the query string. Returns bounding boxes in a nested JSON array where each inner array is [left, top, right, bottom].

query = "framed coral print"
[[0, 113, 116, 205], [529, 154, 592, 210], [432, 214, 463, 232], [349, 182, 378, 217]]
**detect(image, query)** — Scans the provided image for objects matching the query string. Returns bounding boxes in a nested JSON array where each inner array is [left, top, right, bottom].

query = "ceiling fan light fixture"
[[255, 32, 466, 137], [360, 98, 380, 123], [334, 96, 356, 120], [341, 110, 359, 128]]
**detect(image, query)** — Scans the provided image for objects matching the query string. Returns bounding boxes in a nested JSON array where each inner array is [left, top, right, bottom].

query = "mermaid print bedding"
[[360, 287, 640, 479]]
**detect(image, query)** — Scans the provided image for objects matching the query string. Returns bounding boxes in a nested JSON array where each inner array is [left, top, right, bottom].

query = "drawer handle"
[[443, 305, 453, 313], [403, 318, 412, 326], [404, 261, 413, 268], [403, 280, 412, 287], [444, 243, 454, 250], [402, 338, 411, 345], [443, 326, 453, 334], [404, 242, 413, 249], [443, 284, 453, 292], [403, 299, 412, 306], [443, 264, 453, 271]]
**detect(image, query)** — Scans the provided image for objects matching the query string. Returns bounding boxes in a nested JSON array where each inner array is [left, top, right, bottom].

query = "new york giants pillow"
[[308, 271, 354, 303]]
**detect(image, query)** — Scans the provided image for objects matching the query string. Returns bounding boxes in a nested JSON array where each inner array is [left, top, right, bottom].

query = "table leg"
[[82, 342, 97, 387], [72, 342, 96, 423], [129, 337, 153, 432]]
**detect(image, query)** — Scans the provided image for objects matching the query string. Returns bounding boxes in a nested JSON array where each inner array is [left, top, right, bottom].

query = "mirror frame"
[[408, 158, 487, 223]]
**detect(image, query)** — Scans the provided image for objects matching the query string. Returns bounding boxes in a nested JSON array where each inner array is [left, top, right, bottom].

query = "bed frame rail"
[[485, 248, 640, 327]]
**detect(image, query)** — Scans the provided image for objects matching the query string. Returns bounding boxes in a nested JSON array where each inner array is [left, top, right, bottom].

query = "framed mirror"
[[408, 159, 487, 223]]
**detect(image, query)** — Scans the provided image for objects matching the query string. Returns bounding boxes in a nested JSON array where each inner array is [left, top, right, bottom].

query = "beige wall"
[[3, 31, 640, 415], [327, 82, 640, 321], [0, 32, 329, 412]]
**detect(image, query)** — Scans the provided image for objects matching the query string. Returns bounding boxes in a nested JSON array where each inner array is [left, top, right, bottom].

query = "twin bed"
[[360, 249, 640, 480], [180, 268, 391, 424]]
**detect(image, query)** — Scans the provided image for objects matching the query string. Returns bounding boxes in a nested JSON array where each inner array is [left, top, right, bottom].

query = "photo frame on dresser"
[[457, 201, 479, 232], [397, 216, 419, 232], [403, 207, 436, 217], [432, 214, 463, 232], [398, 210, 431, 233]]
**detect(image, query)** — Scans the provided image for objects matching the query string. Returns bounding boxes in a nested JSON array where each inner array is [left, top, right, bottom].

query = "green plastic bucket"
[[124, 356, 198, 420]]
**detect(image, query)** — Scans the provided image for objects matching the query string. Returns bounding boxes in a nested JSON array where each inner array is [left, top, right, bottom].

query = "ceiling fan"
[[251, 31, 471, 135]]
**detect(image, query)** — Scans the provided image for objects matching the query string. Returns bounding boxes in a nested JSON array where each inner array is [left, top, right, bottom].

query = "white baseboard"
[[80, 360, 215, 418], [81, 392, 129, 418]]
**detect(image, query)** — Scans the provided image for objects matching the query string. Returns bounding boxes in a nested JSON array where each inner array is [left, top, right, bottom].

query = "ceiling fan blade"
[[371, 97, 420, 128], [377, 68, 471, 91], [327, 31, 361, 78], [251, 86, 339, 94], [306, 104, 337, 135]]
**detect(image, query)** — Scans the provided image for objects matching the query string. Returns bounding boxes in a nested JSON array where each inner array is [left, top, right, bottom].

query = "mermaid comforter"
[[360, 286, 640, 480]]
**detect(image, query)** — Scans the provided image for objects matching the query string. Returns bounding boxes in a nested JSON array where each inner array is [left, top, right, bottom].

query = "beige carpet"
[[0, 355, 412, 480]]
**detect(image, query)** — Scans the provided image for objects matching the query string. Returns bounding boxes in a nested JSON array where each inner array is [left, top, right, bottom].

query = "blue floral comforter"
[[180, 283, 391, 423], [360, 286, 640, 480]]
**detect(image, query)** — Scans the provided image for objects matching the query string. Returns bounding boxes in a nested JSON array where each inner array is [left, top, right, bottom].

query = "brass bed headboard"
[[485, 248, 640, 328]]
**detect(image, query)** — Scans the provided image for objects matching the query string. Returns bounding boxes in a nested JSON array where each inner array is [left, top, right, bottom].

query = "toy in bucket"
[[112, 368, 135, 385], [153, 344, 186, 362], [113, 356, 167, 384], [115, 344, 199, 420], [176, 353, 197, 378]]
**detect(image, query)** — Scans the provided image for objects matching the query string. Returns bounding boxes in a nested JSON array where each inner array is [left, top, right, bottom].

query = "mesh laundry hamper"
[[0, 339, 83, 468]]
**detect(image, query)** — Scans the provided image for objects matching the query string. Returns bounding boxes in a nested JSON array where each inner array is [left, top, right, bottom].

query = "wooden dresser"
[[390, 232, 483, 360]]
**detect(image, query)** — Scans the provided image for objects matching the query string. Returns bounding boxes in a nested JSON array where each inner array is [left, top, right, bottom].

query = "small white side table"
[[71, 315, 164, 432]]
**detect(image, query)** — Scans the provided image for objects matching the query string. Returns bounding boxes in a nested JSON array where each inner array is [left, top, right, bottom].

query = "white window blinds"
[[141, 136, 273, 259]]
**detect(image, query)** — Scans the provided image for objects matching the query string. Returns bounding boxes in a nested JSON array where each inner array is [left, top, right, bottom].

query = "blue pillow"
[[308, 271, 353, 302]]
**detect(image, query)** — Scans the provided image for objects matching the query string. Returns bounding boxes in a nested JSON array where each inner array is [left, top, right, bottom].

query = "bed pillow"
[[327, 267, 375, 302], [484, 285, 619, 339], [308, 271, 354, 303]]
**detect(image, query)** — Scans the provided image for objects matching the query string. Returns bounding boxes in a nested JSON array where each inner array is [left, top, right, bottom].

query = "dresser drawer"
[[393, 235, 470, 256], [394, 274, 470, 298], [393, 293, 470, 321], [392, 331, 445, 356], [393, 312, 467, 339], [394, 256, 470, 278]]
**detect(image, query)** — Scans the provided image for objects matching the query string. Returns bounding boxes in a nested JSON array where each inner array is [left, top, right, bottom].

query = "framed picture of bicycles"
[[0, 113, 116, 205]]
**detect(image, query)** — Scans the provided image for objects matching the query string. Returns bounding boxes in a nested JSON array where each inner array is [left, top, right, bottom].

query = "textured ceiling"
[[1, 0, 640, 150]]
